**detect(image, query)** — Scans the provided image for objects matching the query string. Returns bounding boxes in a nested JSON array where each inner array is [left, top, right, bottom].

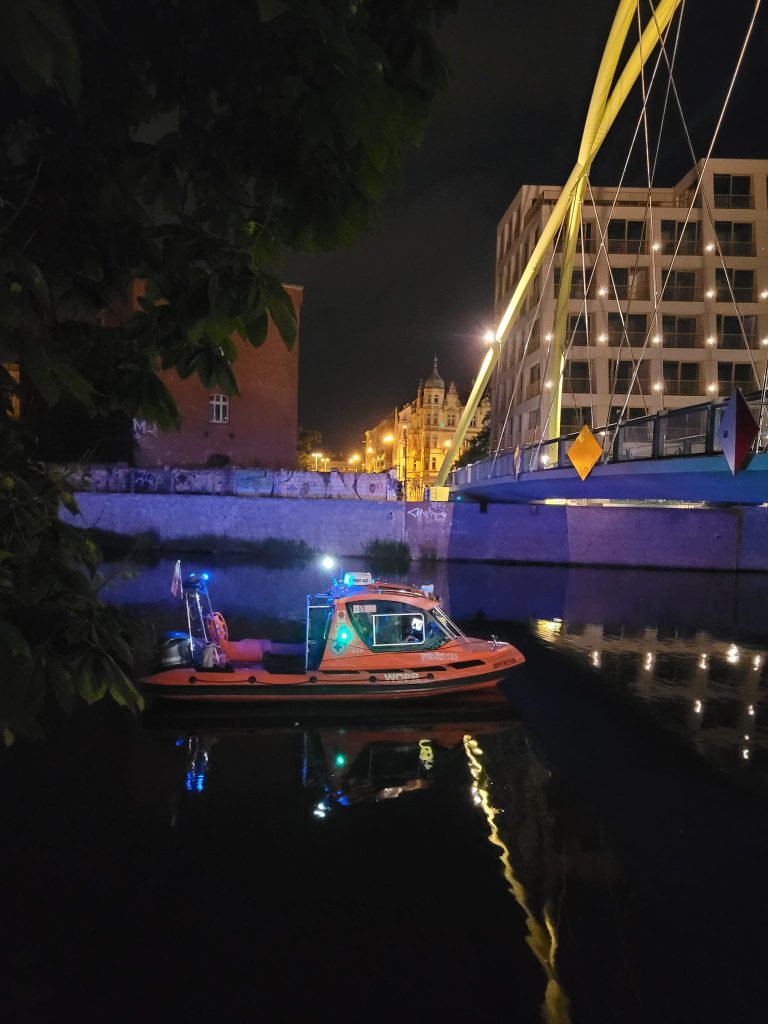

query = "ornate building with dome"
[[363, 357, 490, 500]]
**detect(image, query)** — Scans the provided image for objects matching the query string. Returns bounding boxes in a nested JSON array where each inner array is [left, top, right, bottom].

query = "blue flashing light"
[[334, 753, 347, 768], [201, 572, 210, 581], [455, 495, 463, 502], [185, 770, 194, 791], [338, 796, 350, 806], [175, 737, 185, 747], [195, 774, 205, 792], [337, 626, 352, 644]]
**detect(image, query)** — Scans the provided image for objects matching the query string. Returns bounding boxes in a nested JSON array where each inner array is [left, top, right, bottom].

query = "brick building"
[[133, 282, 303, 469]]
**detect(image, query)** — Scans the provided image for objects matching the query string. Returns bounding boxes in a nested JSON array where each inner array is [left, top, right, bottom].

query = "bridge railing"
[[453, 392, 768, 485]]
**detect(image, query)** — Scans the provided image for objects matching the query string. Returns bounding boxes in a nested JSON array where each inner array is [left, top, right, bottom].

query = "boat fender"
[[205, 611, 229, 643]]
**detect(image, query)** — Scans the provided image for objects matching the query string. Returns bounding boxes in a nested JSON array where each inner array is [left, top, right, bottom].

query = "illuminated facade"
[[364, 357, 490, 499], [492, 158, 768, 450]]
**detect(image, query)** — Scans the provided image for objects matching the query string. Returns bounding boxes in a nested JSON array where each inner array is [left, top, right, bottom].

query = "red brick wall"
[[134, 284, 302, 469]]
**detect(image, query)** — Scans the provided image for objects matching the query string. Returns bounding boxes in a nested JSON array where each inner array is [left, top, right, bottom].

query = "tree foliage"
[[0, 0, 454, 739], [455, 413, 490, 468]]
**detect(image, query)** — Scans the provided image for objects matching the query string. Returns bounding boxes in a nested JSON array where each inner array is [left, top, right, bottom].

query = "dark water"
[[3, 559, 768, 1023]]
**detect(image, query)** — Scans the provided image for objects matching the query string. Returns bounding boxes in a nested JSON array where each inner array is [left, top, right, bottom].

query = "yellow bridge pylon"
[[435, 0, 685, 488]]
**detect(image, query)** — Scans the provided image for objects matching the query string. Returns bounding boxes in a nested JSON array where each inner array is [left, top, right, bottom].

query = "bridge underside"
[[450, 453, 768, 505]]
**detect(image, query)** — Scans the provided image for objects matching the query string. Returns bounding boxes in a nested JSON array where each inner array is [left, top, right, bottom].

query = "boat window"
[[348, 600, 453, 651], [431, 607, 466, 641]]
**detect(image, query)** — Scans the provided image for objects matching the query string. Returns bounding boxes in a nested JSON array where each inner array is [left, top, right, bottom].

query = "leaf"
[[48, 659, 74, 713], [3, 728, 14, 748], [242, 311, 268, 348], [261, 275, 297, 349], [0, 619, 32, 660]]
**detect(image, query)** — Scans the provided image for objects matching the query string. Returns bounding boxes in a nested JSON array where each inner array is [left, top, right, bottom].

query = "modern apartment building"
[[491, 158, 768, 450]]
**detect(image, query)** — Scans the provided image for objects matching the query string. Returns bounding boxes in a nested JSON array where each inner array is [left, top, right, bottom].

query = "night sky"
[[282, 1, 768, 454]]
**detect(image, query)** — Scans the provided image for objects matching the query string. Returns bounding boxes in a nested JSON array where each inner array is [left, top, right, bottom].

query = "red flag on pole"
[[171, 560, 182, 598]]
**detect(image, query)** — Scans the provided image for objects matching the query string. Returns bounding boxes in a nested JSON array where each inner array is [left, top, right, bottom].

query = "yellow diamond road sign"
[[567, 425, 603, 481]]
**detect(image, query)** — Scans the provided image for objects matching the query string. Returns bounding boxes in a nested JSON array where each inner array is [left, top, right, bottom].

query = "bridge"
[[449, 392, 768, 504]]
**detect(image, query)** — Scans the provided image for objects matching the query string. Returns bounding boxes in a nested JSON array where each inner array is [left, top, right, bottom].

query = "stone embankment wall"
[[62, 492, 768, 571]]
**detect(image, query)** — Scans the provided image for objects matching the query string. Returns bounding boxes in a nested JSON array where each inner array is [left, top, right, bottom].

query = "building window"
[[660, 219, 699, 255], [607, 219, 646, 254], [607, 313, 646, 346], [717, 314, 757, 349], [662, 269, 698, 302], [554, 267, 588, 300], [567, 313, 590, 345], [663, 361, 702, 396], [564, 360, 591, 393], [662, 315, 699, 348], [431, 458, 436, 471], [715, 267, 755, 304], [610, 359, 649, 394], [209, 394, 229, 423], [713, 174, 753, 209], [527, 409, 539, 431], [714, 221, 755, 257], [611, 267, 647, 301], [561, 407, 592, 430], [718, 361, 756, 396]]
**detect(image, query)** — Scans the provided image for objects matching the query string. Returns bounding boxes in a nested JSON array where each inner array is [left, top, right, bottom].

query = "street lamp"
[[311, 451, 322, 471]]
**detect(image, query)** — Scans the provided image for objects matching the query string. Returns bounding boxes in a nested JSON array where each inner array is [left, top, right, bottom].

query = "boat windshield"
[[347, 599, 454, 652], [431, 606, 467, 642]]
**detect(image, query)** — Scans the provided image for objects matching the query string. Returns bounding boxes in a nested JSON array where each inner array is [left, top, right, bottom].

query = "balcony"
[[664, 380, 704, 397], [611, 285, 649, 302], [661, 239, 699, 256], [715, 286, 756, 304], [719, 332, 758, 350], [663, 285, 701, 302], [563, 377, 591, 393], [607, 331, 647, 347], [663, 332, 701, 349], [612, 379, 647, 395], [717, 240, 756, 257], [606, 239, 647, 255], [714, 193, 754, 209], [718, 379, 756, 397]]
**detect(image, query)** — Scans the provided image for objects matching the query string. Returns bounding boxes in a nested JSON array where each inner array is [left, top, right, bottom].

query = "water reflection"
[[532, 616, 768, 778], [147, 709, 584, 1023]]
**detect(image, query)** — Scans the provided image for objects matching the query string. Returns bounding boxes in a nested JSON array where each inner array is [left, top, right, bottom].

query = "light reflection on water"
[[4, 559, 768, 1020]]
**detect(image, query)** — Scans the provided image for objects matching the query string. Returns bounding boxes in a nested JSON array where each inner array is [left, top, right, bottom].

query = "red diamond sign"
[[718, 389, 758, 474]]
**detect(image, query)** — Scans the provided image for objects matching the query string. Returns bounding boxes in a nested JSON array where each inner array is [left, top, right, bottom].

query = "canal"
[[2, 559, 768, 1023]]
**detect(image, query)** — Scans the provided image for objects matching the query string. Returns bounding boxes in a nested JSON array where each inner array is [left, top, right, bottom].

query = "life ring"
[[205, 611, 229, 643]]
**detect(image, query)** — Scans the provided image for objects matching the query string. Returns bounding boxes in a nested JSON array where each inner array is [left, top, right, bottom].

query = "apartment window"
[[608, 312, 647, 346], [447, 413, 455, 427], [715, 267, 755, 304], [557, 221, 593, 253], [610, 267, 646, 301], [527, 321, 540, 353], [610, 406, 645, 424], [431, 458, 437, 470], [564, 360, 591, 393], [526, 363, 541, 400], [561, 407, 592, 430], [610, 359, 649, 394], [713, 174, 753, 209], [567, 313, 590, 345], [607, 219, 645, 254], [553, 267, 589, 300], [527, 410, 539, 431], [660, 219, 699, 255], [662, 315, 699, 348], [209, 394, 229, 423], [717, 314, 757, 349], [718, 361, 756, 396], [662, 269, 698, 302], [714, 221, 755, 257], [663, 361, 701, 396]]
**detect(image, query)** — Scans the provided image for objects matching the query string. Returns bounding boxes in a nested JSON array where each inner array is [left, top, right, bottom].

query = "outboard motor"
[[156, 631, 195, 670]]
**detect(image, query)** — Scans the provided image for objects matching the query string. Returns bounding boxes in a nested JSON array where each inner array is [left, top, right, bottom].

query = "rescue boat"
[[140, 565, 525, 703]]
